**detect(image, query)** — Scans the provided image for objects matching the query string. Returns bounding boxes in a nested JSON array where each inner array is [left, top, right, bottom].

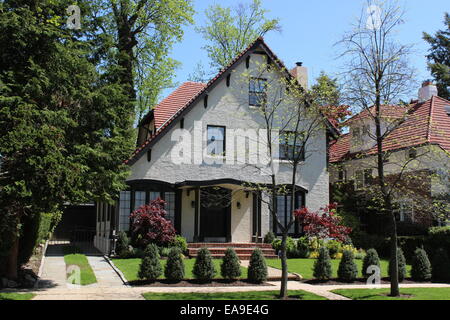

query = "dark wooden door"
[[200, 205, 227, 238]]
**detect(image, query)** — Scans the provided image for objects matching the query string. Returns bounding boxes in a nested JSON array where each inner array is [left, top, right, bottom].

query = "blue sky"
[[163, 0, 449, 99]]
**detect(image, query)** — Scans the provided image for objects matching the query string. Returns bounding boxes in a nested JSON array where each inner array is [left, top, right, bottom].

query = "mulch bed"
[[128, 279, 275, 287], [303, 277, 434, 286]]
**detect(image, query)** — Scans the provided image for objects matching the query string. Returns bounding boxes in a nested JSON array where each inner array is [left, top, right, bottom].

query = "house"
[[94, 38, 337, 254], [329, 81, 450, 233]]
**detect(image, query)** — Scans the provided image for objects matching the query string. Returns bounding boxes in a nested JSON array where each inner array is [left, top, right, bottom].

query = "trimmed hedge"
[[220, 248, 241, 280], [247, 249, 267, 284], [138, 244, 162, 280], [164, 247, 185, 282], [431, 248, 450, 283], [411, 248, 432, 281], [337, 250, 358, 282], [388, 248, 407, 282], [313, 247, 332, 280], [362, 248, 381, 279], [193, 248, 216, 282]]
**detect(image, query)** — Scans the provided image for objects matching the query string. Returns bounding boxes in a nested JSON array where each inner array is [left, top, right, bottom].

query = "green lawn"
[[0, 293, 36, 300], [112, 258, 247, 282], [143, 290, 327, 300], [64, 253, 97, 285], [266, 258, 411, 280], [332, 287, 450, 300]]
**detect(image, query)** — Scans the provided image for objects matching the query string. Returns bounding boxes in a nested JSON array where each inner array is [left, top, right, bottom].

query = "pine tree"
[[220, 248, 241, 280], [247, 248, 268, 284], [411, 248, 432, 281], [337, 250, 358, 282], [138, 244, 162, 281], [313, 247, 332, 280], [362, 249, 381, 279], [389, 248, 407, 282], [431, 248, 450, 283], [164, 247, 185, 282], [192, 248, 216, 282]]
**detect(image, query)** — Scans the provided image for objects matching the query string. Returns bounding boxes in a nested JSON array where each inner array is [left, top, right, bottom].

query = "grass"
[[112, 258, 247, 282], [332, 287, 450, 300], [266, 258, 411, 280], [142, 290, 327, 300], [64, 248, 97, 285], [0, 293, 36, 300]]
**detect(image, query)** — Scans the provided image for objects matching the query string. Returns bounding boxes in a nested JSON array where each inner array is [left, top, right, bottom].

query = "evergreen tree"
[[311, 71, 342, 107], [362, 249, 381, 279], [337, 250, 358, 282], [313, 247, 332, 280], [389, 248, 407, 282], [138, 244, 162, 281], [431, 248, 450, 283], [423, 13, 450, 100], [220, 248, 241, 280], [164, 247, 185, 282], [411, 248, 432, 281], [247, 248, 268, 284], [192, 248, 216, 282]]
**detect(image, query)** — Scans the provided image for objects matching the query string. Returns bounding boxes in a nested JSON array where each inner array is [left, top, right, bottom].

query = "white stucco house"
[[94, 38, 338, 254]]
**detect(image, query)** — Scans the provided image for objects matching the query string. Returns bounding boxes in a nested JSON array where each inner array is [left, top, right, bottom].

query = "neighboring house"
[[94, 38, 337, 254], [329, 81, 450, 232]]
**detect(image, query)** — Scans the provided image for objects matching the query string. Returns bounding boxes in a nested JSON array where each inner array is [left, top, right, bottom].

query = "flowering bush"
[[294, 203, 352, 242], [130, 198, 176, 248]]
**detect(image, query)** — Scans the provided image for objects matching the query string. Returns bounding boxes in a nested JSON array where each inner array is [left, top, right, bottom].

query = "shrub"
[[326, 240, 342, 259], [264, 231, 275, 244], [410, 248, 432, 281], [171, 235, 188, 254], [138, 244, 162, 281], [296, 236, 310, 258], [309, 251, 319, 259], [354, 249, 366, 260], [431, 248, 450, 283], [116, 231, 130, 258], [388, 248, 407, 282], [220, 248, 241, 280], [130, 198, 176, 247], [337, 250, 358, 282], [428, 227, 450, 257], [362, 249, 380, 278], [247, 248, 268, 284], [192, 248, 216, 282], [271, 237, 297, 257], [313, 247, 332, 280], [164, 247, 185, 282], [158, 246, 171, 258]]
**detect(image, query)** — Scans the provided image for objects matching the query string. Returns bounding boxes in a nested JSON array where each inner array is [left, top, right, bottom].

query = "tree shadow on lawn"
[[304, 277, 435, 286]]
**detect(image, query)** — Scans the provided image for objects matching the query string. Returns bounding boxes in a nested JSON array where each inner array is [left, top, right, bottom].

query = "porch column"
[[193, 187, 200, 242]]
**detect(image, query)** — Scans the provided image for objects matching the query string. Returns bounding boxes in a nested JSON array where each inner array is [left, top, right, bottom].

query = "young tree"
[[336, 0, 417, 296], [423, 13, 450, 100], [196, 0, 281, 70], [0, 0, 135, 280], [311, 71, 342, 107]]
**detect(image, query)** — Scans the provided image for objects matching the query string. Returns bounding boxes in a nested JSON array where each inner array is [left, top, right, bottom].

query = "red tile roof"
[[329, 96, 450, 163]]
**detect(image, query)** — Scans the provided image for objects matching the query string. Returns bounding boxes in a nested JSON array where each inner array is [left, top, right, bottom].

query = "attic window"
[[147, 149, 152, 162]]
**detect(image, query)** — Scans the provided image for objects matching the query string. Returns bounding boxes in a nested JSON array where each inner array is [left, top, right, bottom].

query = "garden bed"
[[303, 277, 433, 286], [130, 279, 274, 287], [142, 290, 326, 300]]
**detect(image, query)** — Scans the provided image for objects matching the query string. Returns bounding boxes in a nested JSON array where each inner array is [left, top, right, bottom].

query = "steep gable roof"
[[329, 96, 450, 163]]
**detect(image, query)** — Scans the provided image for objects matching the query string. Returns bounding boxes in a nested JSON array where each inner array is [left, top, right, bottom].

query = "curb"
[[103, 255, 130, 287]]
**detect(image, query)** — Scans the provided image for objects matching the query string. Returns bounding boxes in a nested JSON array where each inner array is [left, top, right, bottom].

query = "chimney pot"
[[418, 80, 438, 102], [296, 62, 303, 66]]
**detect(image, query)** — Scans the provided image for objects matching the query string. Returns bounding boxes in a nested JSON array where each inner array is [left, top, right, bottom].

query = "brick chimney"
[[418, 80, 438, 102], [291, 62, 308, 89]]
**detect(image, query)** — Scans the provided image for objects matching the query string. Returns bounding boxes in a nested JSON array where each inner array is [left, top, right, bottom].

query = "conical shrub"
[[362, 248, 381, 279], [247, 248, 268, 283], [388, 247, 407, 282], [338, 250, 358, 282], [313, 247, 332, 280], [220, 248, 241, 280], [411, 248, 432, 281], [192, 248, 216, 282], [164, 247, 185, 282], [431, 248, 450, 283], [138, 243, 162, 280]]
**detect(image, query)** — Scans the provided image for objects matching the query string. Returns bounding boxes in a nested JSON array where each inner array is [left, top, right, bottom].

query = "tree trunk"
[[389, 212, 400, 296], [5, 236, 19, 280], [279, 233, 288, 299]]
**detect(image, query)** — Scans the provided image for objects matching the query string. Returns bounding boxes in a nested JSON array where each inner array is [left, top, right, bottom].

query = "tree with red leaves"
[[294, 203, 352, 242], [130, 198, 176, 247]]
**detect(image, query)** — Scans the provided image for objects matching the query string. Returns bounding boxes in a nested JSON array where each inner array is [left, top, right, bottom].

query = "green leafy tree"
[[138, 244, 162, 280], [362, 249, 381, 278], [313, 247, 332, 280], [337, 250, 358, 282], [411, 248, 432, 281], [247, 248, 268, 284], [220, 248, 241, 280], [196, 0, 281, 70], [0, 0, 134, 279], [192, 248, 216, 282], [423, 13, 450, 100], [311, 71, 342, 107], [164, 247, 184, 282]]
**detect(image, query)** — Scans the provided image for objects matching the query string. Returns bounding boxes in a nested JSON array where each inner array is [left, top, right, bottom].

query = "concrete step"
[[206, 254, 279, 260]]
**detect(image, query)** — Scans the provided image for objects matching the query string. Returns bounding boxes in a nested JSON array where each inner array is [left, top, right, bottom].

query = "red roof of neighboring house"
[[345, 104, 410, 124], [153, 82, 206, 129], [329, 96, 450, 163]]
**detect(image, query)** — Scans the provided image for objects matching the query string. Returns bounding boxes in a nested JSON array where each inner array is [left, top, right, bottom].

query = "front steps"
[[187, 243, 278, 260]]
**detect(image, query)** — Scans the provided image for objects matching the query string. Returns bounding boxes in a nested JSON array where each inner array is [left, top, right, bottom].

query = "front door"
[[199, 187, 231, 241]]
